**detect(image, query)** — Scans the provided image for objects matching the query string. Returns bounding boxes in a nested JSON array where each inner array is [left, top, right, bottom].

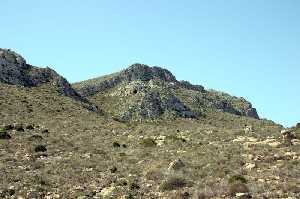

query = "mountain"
[[73, 63, 259, 121], [0, 48, 98, 112], [1, 49, 299, 199]]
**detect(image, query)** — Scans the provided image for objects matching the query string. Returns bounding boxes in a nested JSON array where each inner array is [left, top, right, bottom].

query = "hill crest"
[[0, 49, 259, 121], [73, 63, 259, 121], [0, 48, 98, 112]]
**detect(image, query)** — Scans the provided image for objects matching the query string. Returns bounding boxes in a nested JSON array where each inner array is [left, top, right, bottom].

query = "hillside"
[[0, 49, 300, 199], [73, 64, 258, 122]]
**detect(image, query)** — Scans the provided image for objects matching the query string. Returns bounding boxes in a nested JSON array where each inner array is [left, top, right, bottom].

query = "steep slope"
[[73, 63, 259, 121], [0, 48, 98, 112]]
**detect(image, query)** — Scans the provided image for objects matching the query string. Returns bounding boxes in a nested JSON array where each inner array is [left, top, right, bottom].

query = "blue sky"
[[1, 0, 299, 127]]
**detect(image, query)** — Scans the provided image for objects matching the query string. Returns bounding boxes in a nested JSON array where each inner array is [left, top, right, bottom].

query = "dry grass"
[[0, 82, 299, 198]]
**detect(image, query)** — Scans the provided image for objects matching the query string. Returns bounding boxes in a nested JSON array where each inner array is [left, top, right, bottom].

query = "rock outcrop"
[[139, 91, 195, 120], [0, 48, 98, 112], [73, 64, 200, 97], [73, 63, 259, 121], [0, 49, 259, 121]]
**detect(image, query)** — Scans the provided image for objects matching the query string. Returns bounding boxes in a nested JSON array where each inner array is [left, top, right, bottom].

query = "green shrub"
[[110, 166, 118, 173], [113, 142, 121, 148], [144, 168, 163, 181], [42, 129, 49, 134], [159, 176, 187, 191], [2, 124, 13, 131], [34, 145, 47, 152], [140, 138, 156, 147], [0, 188, 15, 198], [14, 124, 24, 132], [0, 129, 11, 139], [166, 135, 186, 143], [228, 182, 249, 196], [129, 182, 140, 190], [228, 175, 247, 184], [28, 135, 43, 141], [26, 124, 35, 130]]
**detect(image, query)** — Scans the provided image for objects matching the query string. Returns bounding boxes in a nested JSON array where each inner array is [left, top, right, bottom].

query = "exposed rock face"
[[210, 97, 259, 119], [179, 80, 205, 92], [245, 108, 259, 119], [123, 64, 176, 82], [163, 95, 195, 118], [139, 91, 164, 119], [0, 49, 31, 86], [0, 48, 97, 112], [139, 91, 195, 120], [0, 49, 258, 121], [73, 63, 260, 121], [73, 64, 199, 97]]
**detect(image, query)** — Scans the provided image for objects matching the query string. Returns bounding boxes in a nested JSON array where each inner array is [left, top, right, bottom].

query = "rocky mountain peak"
[[73, 63, 259, 121], [124, 63, 177, 82], [0, 49, 98, 112], [0, 48, 27, 68], [0, 48, 259, 121]]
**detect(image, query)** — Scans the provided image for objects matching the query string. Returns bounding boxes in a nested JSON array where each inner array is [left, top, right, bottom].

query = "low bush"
[[140, 138, 156, 147], [228, 175, 247, 184], [34, 145, 47, 152], [228, 182, 249, 196], [0, 129, 11, 139], [159, 176, 187, 191]]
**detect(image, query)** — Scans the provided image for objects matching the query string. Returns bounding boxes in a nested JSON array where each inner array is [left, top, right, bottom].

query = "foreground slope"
[[0, 50, 300, 198]]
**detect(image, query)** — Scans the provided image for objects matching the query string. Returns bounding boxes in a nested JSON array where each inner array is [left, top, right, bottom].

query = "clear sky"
[[1, 0, 299, 127]]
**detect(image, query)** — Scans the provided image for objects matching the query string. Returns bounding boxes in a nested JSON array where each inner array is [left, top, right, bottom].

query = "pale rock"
[[245, 163, 256, 170], [247, 137, 258, 142], [244, 125, 253, 133], [233, 136, 247, 142], [236, 192, 251, 198], [292, 139, 300, 145], [168, 158, 185, 170], [268, 141, 281, 148], [100, 186, 116, 198], [258, 179, 265, 183]]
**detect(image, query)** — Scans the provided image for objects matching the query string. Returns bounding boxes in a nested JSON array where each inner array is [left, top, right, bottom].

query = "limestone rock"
[[72, 63, 260, 120], [168, 159, 185, 170]]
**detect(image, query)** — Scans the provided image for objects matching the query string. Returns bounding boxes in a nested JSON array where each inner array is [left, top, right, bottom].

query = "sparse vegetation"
[[228, 182, 249, 196], [113, 141, 121, 148], [159, 176, 188, 191], [0, 49, 299, 198], [0, 129, 11, 139], [228, 175, 247, 184], [34, 145, 47, 152], [139, 138, 157, 147]]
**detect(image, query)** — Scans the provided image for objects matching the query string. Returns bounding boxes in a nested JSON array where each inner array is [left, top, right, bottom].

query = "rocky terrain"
[[0, 49, 98, 112], [73, 64, 258, 121], [0, 49, 299, 199]]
